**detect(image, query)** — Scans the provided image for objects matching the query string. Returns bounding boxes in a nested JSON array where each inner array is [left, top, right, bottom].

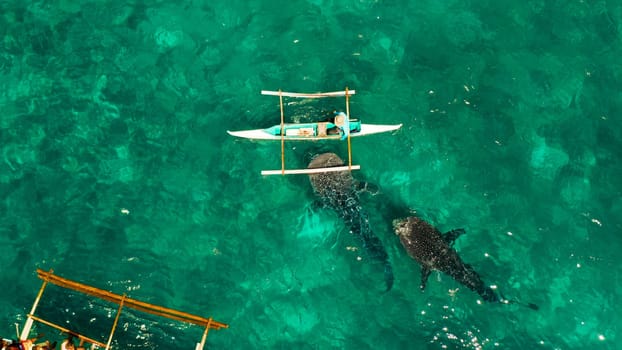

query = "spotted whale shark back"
[[308, 152, 394, 291], [394, 216, 499, 302]]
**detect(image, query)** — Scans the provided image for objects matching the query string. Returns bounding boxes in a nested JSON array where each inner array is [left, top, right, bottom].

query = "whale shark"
[[308, 153, 394, 291], [394, 216, 537, 309]]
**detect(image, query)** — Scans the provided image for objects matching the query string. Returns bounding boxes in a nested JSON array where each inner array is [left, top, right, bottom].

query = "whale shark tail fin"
[[479, 286, 500, 302], [501, 298, 539, 311], [498, 292, 539, 310]]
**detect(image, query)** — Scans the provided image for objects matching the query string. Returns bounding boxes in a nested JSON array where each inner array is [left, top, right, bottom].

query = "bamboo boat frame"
[[260, 88, 359, 176], [17, 269, 228, 349]]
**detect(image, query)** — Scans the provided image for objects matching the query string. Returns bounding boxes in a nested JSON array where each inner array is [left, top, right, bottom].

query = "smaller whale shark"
[[308, 153, 394, 291], [394, 216, 537, 309]]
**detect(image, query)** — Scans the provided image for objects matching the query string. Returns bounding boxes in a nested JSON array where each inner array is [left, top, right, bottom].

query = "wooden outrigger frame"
[[18, 269, 228, 349], [260, 88, 361, 176]]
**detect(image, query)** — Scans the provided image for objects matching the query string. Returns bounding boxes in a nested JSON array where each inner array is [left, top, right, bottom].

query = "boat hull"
[[227, 123, 402, 141]]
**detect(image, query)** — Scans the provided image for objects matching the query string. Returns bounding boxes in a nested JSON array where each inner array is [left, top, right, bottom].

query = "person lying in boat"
[[334, 112, 350, 140], [321, 111, 351, 139]]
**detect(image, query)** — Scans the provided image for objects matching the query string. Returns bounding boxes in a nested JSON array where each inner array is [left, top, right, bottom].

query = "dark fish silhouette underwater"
[[394, 216, 538, 310]]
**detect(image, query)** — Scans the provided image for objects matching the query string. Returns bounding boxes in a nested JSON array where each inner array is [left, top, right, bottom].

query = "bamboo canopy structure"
[[18, 269, 228, 349]]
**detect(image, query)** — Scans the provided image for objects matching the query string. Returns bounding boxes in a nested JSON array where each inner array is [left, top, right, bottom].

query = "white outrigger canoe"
[[227, 121, 402, 141], [229, 88, 402, 176]]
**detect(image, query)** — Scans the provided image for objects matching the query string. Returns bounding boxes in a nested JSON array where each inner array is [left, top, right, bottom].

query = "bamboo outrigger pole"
[[279, 89, 285, 175], [262, 90, 356, 98], [105, 294, 126, 350], [261, 165, 361, 176], [345, 87, 352, 170], [196, 318, 212, 350], [20, 269, 51, 340]]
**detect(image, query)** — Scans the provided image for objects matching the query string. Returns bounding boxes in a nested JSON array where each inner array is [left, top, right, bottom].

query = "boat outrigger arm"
[[19, 269, 228, 350], [260, 88, 360, 176]]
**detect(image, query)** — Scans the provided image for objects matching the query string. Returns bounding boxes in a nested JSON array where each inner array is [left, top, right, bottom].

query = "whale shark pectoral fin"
[[443, 228, 466, 247], [420, 267, 431, 290]]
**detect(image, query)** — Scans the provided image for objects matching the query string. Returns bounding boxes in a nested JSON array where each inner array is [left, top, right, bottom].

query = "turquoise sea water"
[[1, 1, 621, 349]]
